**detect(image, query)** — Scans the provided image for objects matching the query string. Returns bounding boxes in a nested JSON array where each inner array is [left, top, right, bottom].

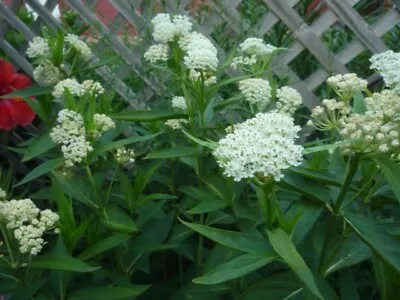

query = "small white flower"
[[81, 80, 104, 96], [213, 111, 303, 181], [33, 61, 62, 86], [171, 96, 187, 110], [26, 37, 50, 59], [144, 44, 169, 63], [65, 34, 92, 59], [115, 147, 135, 164], [151, 13, 192, 43], [93, 114, 115, 139], [239, 78, 271, 106], [239, 38, 277, 57], [370, 50, 400, 90], [327, 73, 367, 98], [165, 119, 188, 130], [276, 86, 303, 115], [53, 79, 84, 98]]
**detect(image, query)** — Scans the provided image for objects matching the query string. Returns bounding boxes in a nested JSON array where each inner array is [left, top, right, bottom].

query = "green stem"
[[257, 179, 276, 230], [197, 213, 204, 275], [105, 164, 119, 208], [343, 169, 379, 209], [333, 153, 361, 214], [1, 224, 16, 267]]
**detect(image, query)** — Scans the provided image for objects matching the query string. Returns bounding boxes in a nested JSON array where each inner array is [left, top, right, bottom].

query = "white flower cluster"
[[238, 78, 271, 107], [276, 86, 303, 115], [213, 111, 303, 181], [308, 99, 351, 131], [53, 79, 84, 98], [152, 13, 192, 43], [232, 38, 277, 69], [0, 199, 59, 256], [33, 61, 62, 86], [26, 37, 50, 59], [81, 80, 105, 96], [370, 50, 400, 91], [115, 147, 135, 164], [165, 119, 188, 130], [327, 73, 367, 99], [365, 90, 400, 118], [0, 188, 6, 200], [181, 32, 219, 72], [50, 109, 93, 167], [144, 44, 169, 64], [93, 114, 115, 139], [171, 96, 187, 110], [65, 34, 92, 59]]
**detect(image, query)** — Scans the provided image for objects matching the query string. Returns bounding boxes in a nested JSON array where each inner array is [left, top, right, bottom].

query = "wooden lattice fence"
[[1, 0, 400, 110]]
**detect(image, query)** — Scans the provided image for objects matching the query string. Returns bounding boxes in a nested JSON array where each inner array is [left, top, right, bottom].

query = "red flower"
[[0, 59, 35, 130]]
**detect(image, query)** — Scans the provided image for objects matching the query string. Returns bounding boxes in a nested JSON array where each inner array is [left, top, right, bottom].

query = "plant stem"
[[105, 164, 119, 208], [343, 169, 379, 209], [257, 179, 276, 230], [333, 153, 361, 214], [1, 224, 15, 267], [196, 213, 204, 275]]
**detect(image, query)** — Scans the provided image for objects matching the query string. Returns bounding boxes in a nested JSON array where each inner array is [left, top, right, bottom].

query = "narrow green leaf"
[[68, 286, 150, 300], [180, 219, 270, 253], [187, 201, 227, 214], [103, 205, 138, 234], [344, 211, 400, 274], [267, 228, 323, 299], [78, 234, 131, 260], [0, 84, 53, 98], [28, 254, 99, 272], [16, 158, 64, 186], [352, 91, 366, 114], [21, 131, 56, 162], [370, 154, 400, 203], [194, 252, 277, 284], [145, 146, 201, 159], [303, 140, 352, 155], [132, 160, 164, 201], [111, 110, 187, 122], [91, 134, 158, 158], [372, 255, 400, 300]]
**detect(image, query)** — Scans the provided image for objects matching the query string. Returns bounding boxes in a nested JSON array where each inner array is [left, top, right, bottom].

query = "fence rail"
[[1, 0, 400, 110]]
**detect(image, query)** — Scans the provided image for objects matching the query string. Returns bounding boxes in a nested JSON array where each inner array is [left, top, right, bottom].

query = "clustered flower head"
[[0, 188, 6, 200], [180, 32, 219, 72], [171, 96, 187, 110], [308, 99, 351, 131], [370, 50, 400, 91], [81, 80, 105, 96], [232, 37, 278, 70], [50, 109, 93, 167], [144, 44, 169, 64], [0, 199, 59, 256], [213, 111, 303, 182], [65, 34, 92, 60], [115, 147, 135, 164], [165, 118, 188, 130], [239, 78, 271, 107], [33, 61, 62, 86], [327, 73, 367, 99], [151, 13, 192, 44], [53, 78, 84, 98], [26, 37, 50, 59], [92, 113, 115, 139], [276, 86, 303, 115]]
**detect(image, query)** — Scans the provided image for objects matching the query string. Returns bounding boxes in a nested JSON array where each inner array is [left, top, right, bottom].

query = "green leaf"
[[187, 201, 227, 214], [303, 140, 352, 155], [78, 234, 131, 260], [103, 205, 138, 234], [182, 129, 218, 149], [111, 110, 187, 122], [21, 131, 56, 162], [16, 158, 64, 186], [289, 166, 344, 188], [372, 255, 400, 300], [145, 146, 201, 159], [352, 91, 366, 114], [0, 84, 53, 98], [370, 154, 400, 203], [194, 252, 277, 285], [68, 286, 150, 300], [91, 134, 158, 158], [28, 254, 99, 272], [343, 211, 400, 274], [132, 160, 164, 201], [267, 228, 323, 299], [180, 219, 270, 253]]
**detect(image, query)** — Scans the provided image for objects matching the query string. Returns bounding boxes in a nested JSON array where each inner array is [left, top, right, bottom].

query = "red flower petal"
[[10, 73, 32, 90], [0, 100, 15, 130], [9, 99, 35, 126], [0, 59, 14, 87]]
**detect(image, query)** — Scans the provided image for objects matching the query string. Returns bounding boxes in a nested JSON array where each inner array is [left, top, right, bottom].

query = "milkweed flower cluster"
[[327, 73, 367, 99], [232, 38, 278, 70], [115, 147, 135, 164], [65, 34, 92, 60], [144, 44, 169, 64], [172, 96, 187, 110], [238, 78, 271, 107], [0, 199, 59, 256], [213, 111, 303, 182], [152, 13, 192, 44], [93, 114, 115, 139], [308, 99, 351, 131], [276, 86, 303, 115], [53, 79, 85, 98], [81, 80, 105, 96], [165, 119, 188, 130], [26, 37, 50, 59], [33, 61, 62, 86], [50, 109, 93, 167], [370, 50, 400, 91]]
